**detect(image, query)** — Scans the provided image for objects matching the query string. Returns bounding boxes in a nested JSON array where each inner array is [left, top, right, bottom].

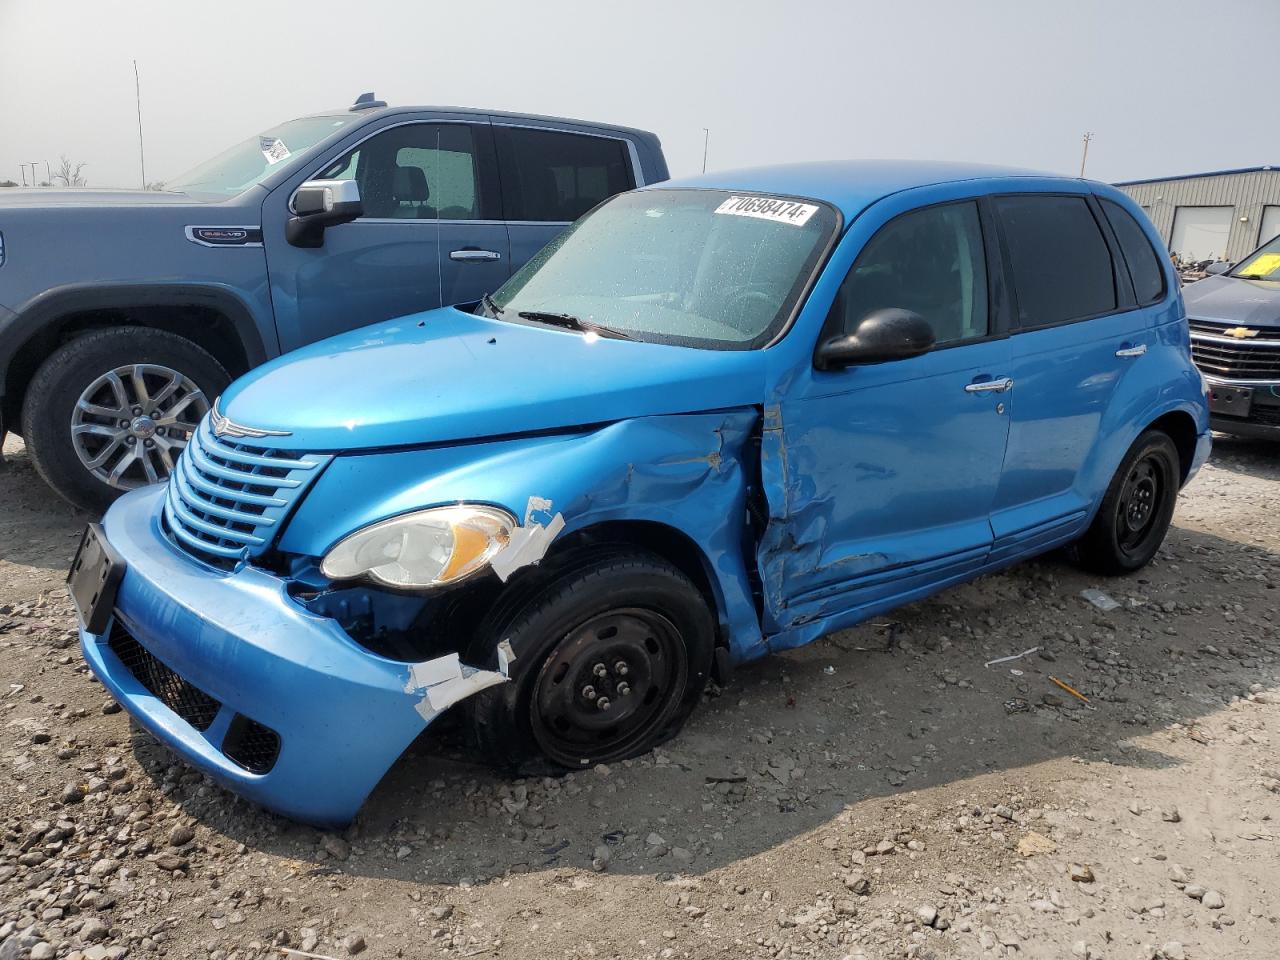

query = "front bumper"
[[79, 486, 504, 826], [1203, 374, 1280, 440]]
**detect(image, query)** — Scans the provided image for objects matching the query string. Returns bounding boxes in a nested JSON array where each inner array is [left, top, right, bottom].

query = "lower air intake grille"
[[108, 621, 220, 731], [222, 715, 282, 774]]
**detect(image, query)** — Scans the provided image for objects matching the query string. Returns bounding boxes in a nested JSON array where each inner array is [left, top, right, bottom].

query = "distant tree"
[[53, 155, 88, 187], [0, 179, 17, 188]]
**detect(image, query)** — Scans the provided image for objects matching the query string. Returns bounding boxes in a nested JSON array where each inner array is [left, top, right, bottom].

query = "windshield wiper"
[[1236, 273, 1276, 280], [480, 292, 505, 318], [517, 310, 636, 341]]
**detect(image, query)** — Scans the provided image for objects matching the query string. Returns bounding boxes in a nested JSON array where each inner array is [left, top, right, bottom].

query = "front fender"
[[278, 411, 767, 662]]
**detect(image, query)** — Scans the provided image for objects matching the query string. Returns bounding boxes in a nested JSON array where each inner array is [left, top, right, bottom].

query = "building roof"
[[661, 159, 1058, 221], [1115, 165, 1277, 187]]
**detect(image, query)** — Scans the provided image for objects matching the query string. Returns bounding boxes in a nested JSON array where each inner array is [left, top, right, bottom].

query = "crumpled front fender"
[[280, 412, 767, 663]]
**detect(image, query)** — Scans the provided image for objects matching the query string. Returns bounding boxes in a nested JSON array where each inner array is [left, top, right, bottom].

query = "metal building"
[[1115, 165, 1280, 264]]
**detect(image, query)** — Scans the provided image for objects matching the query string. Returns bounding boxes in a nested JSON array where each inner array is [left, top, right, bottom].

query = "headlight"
[[320, 505, 515, 589]]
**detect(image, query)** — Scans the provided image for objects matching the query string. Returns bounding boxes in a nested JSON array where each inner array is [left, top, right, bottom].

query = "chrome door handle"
[[964, 377, 1014, 394], [1115, 343, 1147, 358], [449, 249, 501, 262]]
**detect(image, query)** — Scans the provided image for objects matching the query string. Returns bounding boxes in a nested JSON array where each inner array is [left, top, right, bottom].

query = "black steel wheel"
[[1077, 429, 1180, 575], [531, 607, 688, 767], [465, 547, 714, 773]]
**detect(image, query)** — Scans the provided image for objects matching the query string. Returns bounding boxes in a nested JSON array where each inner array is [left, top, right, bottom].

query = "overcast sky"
[[1, 0, 1276, 190]]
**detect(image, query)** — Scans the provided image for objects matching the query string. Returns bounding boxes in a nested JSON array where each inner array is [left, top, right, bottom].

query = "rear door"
[[493, 123, 639, 272], [263, 117, 507, 352], [987, 193, 1153, 560]]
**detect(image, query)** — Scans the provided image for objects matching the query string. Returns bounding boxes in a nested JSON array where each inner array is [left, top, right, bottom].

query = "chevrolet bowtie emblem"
[[1223, 326, 1259, 339], [209, 399, 291, 440]]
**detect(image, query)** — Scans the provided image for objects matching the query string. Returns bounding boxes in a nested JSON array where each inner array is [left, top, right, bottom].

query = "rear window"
[[995, 195, 1117, 328], [1101, 198, 1166, 305], [495, 126, 634, 222]]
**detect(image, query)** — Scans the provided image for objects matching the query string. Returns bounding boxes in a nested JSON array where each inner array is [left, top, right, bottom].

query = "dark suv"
[[0, 94, 667, 509]]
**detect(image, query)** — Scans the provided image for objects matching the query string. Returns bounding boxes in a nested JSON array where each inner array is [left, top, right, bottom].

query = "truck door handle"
[[1115, 343, 1147, 358], [449, 248, 501, 262], [964, 377, 1014, 394]]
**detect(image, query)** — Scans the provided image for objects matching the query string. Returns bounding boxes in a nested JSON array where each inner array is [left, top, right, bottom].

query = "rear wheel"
[[21, 327, 229, 512], [465, 548, 714, 773], [1076, 429, 1180, 575]]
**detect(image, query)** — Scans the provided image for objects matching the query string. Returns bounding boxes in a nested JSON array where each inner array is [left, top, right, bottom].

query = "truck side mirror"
[[815, 308, 936, 369], [286, 179, 363, 248]]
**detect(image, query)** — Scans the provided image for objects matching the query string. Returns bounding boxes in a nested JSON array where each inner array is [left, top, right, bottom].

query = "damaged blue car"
[[72, 160, 1211, 825]]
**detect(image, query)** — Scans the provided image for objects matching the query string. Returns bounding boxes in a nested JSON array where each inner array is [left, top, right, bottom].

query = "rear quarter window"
[[1100, 198, 1166, 305], [994, 194, 1117, 328]]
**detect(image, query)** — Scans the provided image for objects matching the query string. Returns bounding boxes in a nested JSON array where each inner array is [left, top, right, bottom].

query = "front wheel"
[[464, 548, 715, 773], [1076, 429, 1181, 575], [21, 327, 229, 513]]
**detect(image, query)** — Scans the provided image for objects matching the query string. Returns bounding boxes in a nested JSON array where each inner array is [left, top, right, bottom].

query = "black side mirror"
[[286, 179, 364, 248], [815, 308, 936, 370], [1205, 261, 1233, 276]]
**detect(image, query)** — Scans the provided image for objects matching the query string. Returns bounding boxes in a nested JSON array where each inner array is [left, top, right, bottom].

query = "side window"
[[1100, 198, 1166, 305], [994, 195, 1117, 327], [495, 127, 634, 222], [831, 201, 989, 347], [316, 124, 485, 220]]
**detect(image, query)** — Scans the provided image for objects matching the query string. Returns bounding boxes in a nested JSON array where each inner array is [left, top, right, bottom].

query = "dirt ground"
[[1, 431, 1277, 960]]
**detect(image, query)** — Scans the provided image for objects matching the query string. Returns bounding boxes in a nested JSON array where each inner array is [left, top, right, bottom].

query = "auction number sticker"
[[715, 195, 819, 227]]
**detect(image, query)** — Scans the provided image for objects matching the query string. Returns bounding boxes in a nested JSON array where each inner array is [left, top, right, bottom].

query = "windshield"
[[1232, 234, 1280, 280], [167, 115, 356, 199], [491, 188, 839, 350]]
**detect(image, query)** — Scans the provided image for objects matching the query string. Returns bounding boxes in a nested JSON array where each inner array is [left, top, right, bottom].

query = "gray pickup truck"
[[0, 93, 667, 510]]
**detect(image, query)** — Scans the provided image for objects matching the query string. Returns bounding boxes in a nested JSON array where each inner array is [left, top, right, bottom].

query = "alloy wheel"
[[70, 363, 208, 490]]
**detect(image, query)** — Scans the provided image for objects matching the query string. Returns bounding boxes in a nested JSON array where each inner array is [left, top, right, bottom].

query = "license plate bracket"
[[67, 523, 126, 635], [1208, 384, 1253, 417]]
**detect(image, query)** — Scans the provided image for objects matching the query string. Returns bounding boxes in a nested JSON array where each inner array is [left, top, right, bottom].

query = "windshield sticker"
[[1240, 253, 1280, 276], [715, 195, 819, 227], [259, 137, 291, 165]]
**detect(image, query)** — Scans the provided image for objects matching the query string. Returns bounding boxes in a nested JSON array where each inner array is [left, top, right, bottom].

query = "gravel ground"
[[1, 432, 1277, 960]]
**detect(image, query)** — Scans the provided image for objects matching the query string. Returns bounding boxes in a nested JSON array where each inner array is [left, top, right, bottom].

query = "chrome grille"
[[1189, 319, 1280, 381], [163, 416, 330, 564]]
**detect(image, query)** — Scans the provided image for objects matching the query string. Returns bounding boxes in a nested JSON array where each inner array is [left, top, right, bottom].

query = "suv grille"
[[1189, 319, 1280, 381], [163, 416, 330, 565], [108, 620, 221, 731]]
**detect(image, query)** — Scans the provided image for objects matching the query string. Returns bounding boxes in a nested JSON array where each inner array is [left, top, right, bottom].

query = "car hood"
[[1183, 274, 1280, 328], [0, 187, 204, 207], [219, 309, 767, 452]]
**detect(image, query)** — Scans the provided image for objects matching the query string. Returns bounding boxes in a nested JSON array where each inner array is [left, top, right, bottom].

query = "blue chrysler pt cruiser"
[[71, 161, 1211, 825]]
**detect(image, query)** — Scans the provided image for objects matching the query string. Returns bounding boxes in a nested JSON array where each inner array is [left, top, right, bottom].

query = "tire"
[[464, 547, 715, 774], [21, 327, 230, 513], [1076, 429, 1180, 576]]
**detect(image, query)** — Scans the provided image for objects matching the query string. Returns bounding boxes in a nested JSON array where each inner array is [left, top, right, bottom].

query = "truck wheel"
[[1076, 429, 1180, 575], [465, 548, 715, 773], [21, 327, 229, 513]]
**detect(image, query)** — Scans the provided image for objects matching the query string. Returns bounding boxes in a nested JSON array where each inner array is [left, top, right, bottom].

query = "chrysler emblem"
[[209, 399, 291, 440], [1223, 326, 1259, 339]]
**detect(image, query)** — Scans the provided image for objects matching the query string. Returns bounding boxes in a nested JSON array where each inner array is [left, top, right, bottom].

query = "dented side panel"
[[281, 411, 768, 663]]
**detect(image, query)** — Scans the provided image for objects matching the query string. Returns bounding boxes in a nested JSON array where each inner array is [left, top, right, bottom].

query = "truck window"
[[494, 127, 634, 223], [318, 123, 491, 220]]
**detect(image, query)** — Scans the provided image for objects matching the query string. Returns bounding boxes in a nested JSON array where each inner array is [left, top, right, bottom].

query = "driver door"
[[761, 198, 1014, 632]]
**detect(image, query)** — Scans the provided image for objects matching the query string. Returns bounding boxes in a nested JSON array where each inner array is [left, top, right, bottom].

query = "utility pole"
[[19, 165, 26, 187], [1079, 132, 1093, 178], [45, 161, 51, 185], [134, 59, 147, 188], [701, 128, 710, 174]]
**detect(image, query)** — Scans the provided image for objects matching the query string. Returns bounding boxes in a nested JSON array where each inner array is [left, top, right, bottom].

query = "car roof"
[[658, 159, 1067, 221]]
